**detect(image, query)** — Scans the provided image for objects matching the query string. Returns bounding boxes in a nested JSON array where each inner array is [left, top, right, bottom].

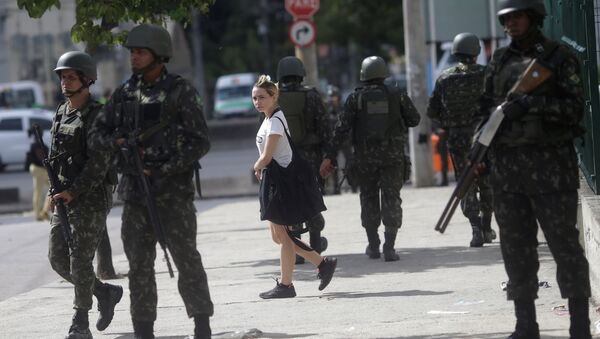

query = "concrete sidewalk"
[[1, 186, 598, 338]]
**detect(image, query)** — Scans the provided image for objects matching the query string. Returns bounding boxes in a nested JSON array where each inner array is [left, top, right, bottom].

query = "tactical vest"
[[353, 84, 404, 145], [492, 39, 580, 146], [278, 85, 319, 146], [440, 64, 485, 128], [50, 100, 117, 188], [113, 74, 183, 171]]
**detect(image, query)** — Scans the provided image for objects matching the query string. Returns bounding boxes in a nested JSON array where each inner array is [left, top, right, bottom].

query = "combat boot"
[[365, 228, 381, 259], [192, 315, 212, 339], [133, 320, 154, 339], [481, 214, 497, 243], [507, 299, 540, 339], [383, 231, 400, 262], [65, 310, 93, 339], [469, 217, 484, 247], [94, 282, 123, 331], [309, 231, 328, 254], [569, 297, 592, 339]]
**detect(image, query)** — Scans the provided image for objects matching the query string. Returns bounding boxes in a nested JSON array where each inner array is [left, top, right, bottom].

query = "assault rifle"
[[434, 59, 552, 234], [32, 124, 73, 251], [120, 134, 175, 278]]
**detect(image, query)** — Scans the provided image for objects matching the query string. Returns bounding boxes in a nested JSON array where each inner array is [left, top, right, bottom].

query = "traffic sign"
[[288, 19, 316, 47], [285, 0, 320, 19]]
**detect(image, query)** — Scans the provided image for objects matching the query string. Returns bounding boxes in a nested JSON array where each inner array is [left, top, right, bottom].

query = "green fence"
[[543, 0, 600, 193]]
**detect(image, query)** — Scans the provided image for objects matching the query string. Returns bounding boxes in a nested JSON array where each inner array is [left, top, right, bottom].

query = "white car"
[[0, 108, 54, 171]]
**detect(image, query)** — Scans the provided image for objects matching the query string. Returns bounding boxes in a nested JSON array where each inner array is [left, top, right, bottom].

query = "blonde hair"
[[254, 74, 278, 97]]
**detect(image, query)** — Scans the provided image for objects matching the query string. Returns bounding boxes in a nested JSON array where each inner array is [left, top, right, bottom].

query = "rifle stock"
[[434, 59, 552, 234], [121, 136, 175, 278], [32, 124, 73, 250]]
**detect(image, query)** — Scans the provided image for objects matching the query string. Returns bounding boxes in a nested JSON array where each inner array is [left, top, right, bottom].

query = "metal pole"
[[190, 10, 209, 118], [403, 0, 435, 187]]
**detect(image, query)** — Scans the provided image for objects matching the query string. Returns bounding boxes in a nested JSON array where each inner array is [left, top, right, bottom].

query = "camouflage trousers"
[[494, 189, 590, 300], [290, 148, 325, 234], [48, 189, 110, 310], [122, 198, 213, 322], [356, 157, 405, 230], [447, 128, 493, 221]]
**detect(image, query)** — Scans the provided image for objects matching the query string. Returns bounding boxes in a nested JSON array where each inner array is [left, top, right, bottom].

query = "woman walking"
[[252, 75, 337, 299]]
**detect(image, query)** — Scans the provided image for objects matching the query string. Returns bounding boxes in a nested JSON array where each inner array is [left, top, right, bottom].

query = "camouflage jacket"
[[427, 62, 485, 129], [50, 97, 113, 201], [479, 32, 584, 193], [89, 68, 210, 201], [325, 81, 420, 162]]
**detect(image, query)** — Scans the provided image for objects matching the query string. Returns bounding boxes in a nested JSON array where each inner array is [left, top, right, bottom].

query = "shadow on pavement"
[[321, 289, 452, 299], [376, 332, 566, 339]]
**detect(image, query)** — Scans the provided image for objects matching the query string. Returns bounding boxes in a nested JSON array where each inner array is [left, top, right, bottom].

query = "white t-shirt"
[[256, 110, 292, 168]]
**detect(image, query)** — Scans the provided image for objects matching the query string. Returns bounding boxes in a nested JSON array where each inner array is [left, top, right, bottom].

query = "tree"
[[17, 0, 215, 48]]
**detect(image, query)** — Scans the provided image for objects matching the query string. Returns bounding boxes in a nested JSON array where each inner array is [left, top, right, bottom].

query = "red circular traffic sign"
[[288, 19, 316, 47], [285, 0, 320, 19]]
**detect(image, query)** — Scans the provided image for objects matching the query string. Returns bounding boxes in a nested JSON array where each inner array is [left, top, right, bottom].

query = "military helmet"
[[497, 0, 546, 24], [360, 56, 389, 81], [125, 24, 173, 61], [277, 56, 306, 81], [452, 32, 481, 57], [54, 51, 97, 81]]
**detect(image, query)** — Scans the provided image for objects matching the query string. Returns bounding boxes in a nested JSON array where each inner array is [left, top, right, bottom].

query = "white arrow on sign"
[[288, 19, 316, 47]]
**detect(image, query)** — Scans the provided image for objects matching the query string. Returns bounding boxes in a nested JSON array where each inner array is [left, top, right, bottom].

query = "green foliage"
[[17, 0, 215, 47], [315, 0, 405, 55]]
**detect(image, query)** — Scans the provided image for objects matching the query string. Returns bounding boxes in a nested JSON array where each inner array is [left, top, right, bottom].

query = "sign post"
[[284, 0, 320, 88]]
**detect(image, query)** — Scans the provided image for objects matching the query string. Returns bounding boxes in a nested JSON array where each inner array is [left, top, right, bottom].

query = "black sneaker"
[[259, 280, 296, 299], [365, 244, 381, 259], [317, 257, 337, 291], [95, 283, 123, 331]]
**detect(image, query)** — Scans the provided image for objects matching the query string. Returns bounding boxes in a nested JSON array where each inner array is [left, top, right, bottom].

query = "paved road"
[[0, 197, 238, 301]]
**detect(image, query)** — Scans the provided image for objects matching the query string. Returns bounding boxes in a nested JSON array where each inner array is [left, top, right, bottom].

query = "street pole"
[[403, 0, 435, 187], [191, 10, 209, 118], [295, 42, 318, 88]]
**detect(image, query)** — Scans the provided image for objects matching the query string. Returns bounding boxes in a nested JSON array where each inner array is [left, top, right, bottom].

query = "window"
[[30, 118, 52, 131], [0, 118, 22, 131]]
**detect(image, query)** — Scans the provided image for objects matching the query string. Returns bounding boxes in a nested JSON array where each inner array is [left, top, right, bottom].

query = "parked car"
[[0, 108, 53, 171]]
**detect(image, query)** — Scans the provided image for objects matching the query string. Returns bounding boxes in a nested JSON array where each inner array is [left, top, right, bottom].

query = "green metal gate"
[[543, 0, 600, 193]]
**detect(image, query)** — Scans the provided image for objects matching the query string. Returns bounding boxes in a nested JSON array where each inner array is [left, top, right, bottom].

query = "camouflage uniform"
[[48, 98, 115, 311], [90, 68, 214, 322], [326, 80, 420, 258], [278, 82, 331, 252], [480, 31, 590, 301], [427, 62, 494, 244]]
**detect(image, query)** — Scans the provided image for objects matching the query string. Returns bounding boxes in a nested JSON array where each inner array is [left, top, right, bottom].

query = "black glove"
[[503, 96, 530, 120]]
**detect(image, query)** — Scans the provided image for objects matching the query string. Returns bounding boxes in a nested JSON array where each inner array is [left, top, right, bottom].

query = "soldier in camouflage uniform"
[[427, 32, 495, 248], [48, 51, 123, 339], [479, 1, 591, 338], [89, 24, 213, 339], [320, 56, 420, 262], [276, 56, 330, 264]]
